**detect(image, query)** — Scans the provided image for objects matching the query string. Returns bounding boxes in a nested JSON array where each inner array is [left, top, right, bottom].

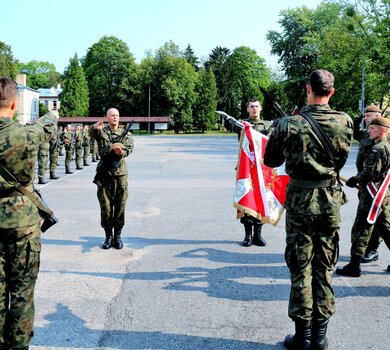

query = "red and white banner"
[[233, 122, 290, 226], [367, 169, 390, 224]]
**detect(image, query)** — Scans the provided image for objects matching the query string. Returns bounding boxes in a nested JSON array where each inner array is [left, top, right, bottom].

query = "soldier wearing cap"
[[337, 115, 390, 277], [353, 105, 384, 263]]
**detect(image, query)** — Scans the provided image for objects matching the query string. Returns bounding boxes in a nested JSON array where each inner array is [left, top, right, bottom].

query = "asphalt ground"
[[31, 136, 389, 350]]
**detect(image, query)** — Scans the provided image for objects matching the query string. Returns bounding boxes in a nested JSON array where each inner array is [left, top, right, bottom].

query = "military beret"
[[365, 105, 382, 113], [370, 116, 390, 128]]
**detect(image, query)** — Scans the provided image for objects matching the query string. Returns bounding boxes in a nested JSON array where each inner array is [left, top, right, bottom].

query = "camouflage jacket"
[[0, 113, 57, 228], [263, 104, 353, 214], [355, 138, 390, 188], [89, 125, 134, 176]]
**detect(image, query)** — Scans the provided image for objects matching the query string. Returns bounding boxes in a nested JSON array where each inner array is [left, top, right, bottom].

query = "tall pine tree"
[[60, 54, 89, 117]]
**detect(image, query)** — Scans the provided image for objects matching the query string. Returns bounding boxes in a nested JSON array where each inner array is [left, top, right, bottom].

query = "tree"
[[183, 44, 199, 71], [82, 36, 139, 116], [222, 46, 271, 117], [17, 60, 61, 89], [60, 54, 89, 117], [39, 102, 49, 117], [0, 41, 17, 79], [204, 46, 231, 110], [148, 41, 197, 133], [192, 68, 218, 132]]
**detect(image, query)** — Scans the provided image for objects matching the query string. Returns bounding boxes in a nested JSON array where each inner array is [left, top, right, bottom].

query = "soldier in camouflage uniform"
[[90, 108, 134, 250], [61, 124, 74, 174], [90, 137, 100, 162], [74, 125, 83, 170], [82, 125, 90, 166], [37, 141, 49, 184], [353, 105, 389, 263], [48, 127, 60, 180], [0, 77, 57, 350], [336, 116, 390, 277], [236, 99, 271, 247], [264, 70, 353, 350]]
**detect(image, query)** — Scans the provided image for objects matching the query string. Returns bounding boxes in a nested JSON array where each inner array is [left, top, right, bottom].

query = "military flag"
[[234, 122, 289, 226], [367, 169, 390, 224]]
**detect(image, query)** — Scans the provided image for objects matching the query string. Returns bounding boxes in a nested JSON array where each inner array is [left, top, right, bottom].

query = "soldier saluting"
[[90, 108, 134, 250]]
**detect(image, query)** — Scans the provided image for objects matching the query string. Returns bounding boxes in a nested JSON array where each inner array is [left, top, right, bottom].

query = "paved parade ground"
[[32, 136, 390, 350]]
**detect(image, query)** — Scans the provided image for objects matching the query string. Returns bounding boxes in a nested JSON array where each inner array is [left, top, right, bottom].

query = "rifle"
[[0, 164, 58, 233], [215, 111, 244, 130], [259, 86, 288, 130], [93, 120, 134, 187]]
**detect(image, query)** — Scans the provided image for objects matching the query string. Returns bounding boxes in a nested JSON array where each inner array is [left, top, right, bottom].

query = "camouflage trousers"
[[75, 146, 82, 168], [64, 146, 74, 171], [0, 223, 41, 349], [351, 190, 390, 258], [285, 211, 340, 322], [83, 146, 90, 164], [37, 147, 49, 178], [97, 175, 128, 229], [49, 146, 59, 173]]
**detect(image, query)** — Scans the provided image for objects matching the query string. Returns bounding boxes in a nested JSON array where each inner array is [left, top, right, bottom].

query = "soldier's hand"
[[346, 176, 358, 188], [111, 142, 124, 155], [94, 121, 104, 130]]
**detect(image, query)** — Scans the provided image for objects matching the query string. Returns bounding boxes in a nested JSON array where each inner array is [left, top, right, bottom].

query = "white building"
[[16, 74, 40, 124], [38, 85, 62, 117]]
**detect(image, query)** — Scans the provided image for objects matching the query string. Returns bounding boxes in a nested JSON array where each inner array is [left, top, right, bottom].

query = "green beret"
[[370, 116, 390, 128], [365, 105, 382, 113]]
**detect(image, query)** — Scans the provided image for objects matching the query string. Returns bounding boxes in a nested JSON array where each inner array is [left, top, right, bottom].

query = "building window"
[[45, 100, 48, 107], [53, 100, 57, 110]]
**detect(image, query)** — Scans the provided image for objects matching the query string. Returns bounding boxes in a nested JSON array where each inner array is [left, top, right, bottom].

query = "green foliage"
[[17, 60, 61, 89], [82, 36, 139, 116], [39, 102, 49, 117], [183, 44, 199, 71], [0, 41, 17, 79], [59, 54, 89, 117], [193, 68, 218, 132], [222, 46, 271, 117]]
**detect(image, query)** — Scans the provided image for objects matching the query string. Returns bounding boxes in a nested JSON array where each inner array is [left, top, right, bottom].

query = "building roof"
[[38, 87, 62, 97], [17, 83, 39, 93], [57, 116, 170, 124]]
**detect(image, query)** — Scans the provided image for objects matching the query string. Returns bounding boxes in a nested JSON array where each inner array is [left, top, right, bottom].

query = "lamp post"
[[148, 84, 151, 134]]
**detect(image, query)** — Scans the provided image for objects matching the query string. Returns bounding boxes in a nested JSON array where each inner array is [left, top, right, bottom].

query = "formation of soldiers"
[[36, 123, 100, 184]]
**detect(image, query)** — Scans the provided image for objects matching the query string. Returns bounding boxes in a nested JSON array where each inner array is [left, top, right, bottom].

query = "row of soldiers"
[[36, 123, 101, 184]]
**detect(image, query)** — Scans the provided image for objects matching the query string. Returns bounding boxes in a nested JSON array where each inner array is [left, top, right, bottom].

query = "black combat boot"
[[242, 223, 253, 247], [252, 222, 266, 246], [38, 176, 47, 184], [102, 227, 113, 249], [76, 165, 83, 170], [335, 256, 361, 277], [284, 320, 311, 350], [65, 167, 73, 174], [83, 161, 90, 166], [113, 228, 124, 249], [311, 319, 329, 350], [50, 172, 59, 180], [361, 250, 379, 263]]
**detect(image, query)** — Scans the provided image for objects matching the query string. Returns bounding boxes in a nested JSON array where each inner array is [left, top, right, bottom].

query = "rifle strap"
[[299, 111, 340, 181], [0, 163, 53, 216]]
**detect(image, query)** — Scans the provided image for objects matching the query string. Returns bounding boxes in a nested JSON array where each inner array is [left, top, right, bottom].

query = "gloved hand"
[[346, 176, 358, 188]]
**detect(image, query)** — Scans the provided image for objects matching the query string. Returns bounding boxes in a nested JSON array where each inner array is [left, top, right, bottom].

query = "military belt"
[[289, 178, 337, 188]]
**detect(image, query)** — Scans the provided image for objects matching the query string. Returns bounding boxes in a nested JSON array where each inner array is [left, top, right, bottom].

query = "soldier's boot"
[[50, 172, 59, 180], [252, 222, 266, 246], [76, 164, 83, 170], [284, 320, 311, 350], [387, 265, 390, 273], [335, 256, 361, 277], [361, 250, 379, 263], [83, 160, 90, 166], [65, 167, 73, 174], [92, 158, 97, 162], [102, 227, 113, 249], [311, 319, 329, 350], [38, 176, 47, 184], [113, 228, 124, 249], [242, 223, 253, 247]]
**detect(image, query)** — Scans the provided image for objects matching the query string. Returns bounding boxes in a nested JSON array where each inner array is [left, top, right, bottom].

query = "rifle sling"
[[0, 164, 53, 216]]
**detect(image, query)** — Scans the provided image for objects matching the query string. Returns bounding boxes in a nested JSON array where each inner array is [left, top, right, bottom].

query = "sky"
[[3, 0, 323, 74]]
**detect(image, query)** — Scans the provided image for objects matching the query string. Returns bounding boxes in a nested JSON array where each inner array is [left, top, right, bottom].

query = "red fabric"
[[234, 123, 289, 226], [367, 169, 390, 224]]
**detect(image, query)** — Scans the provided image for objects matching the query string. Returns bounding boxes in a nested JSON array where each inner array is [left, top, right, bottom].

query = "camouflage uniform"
[[61, 129, 74, 173], [74, 127, 83, 169], [82, 127, 91, 166], [90, 137, 99, 162], [37, 141, 49, 181], [349, 138, 390, 259], [49, 128, 60, 179], [264, 104, 353, 322], [89, 125, 134, 231], [0, 113, 57, 349]]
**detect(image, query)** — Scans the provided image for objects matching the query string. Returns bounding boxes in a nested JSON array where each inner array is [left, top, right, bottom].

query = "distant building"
[[15, 74, 40, 124], [38, 85, 62, 117]]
